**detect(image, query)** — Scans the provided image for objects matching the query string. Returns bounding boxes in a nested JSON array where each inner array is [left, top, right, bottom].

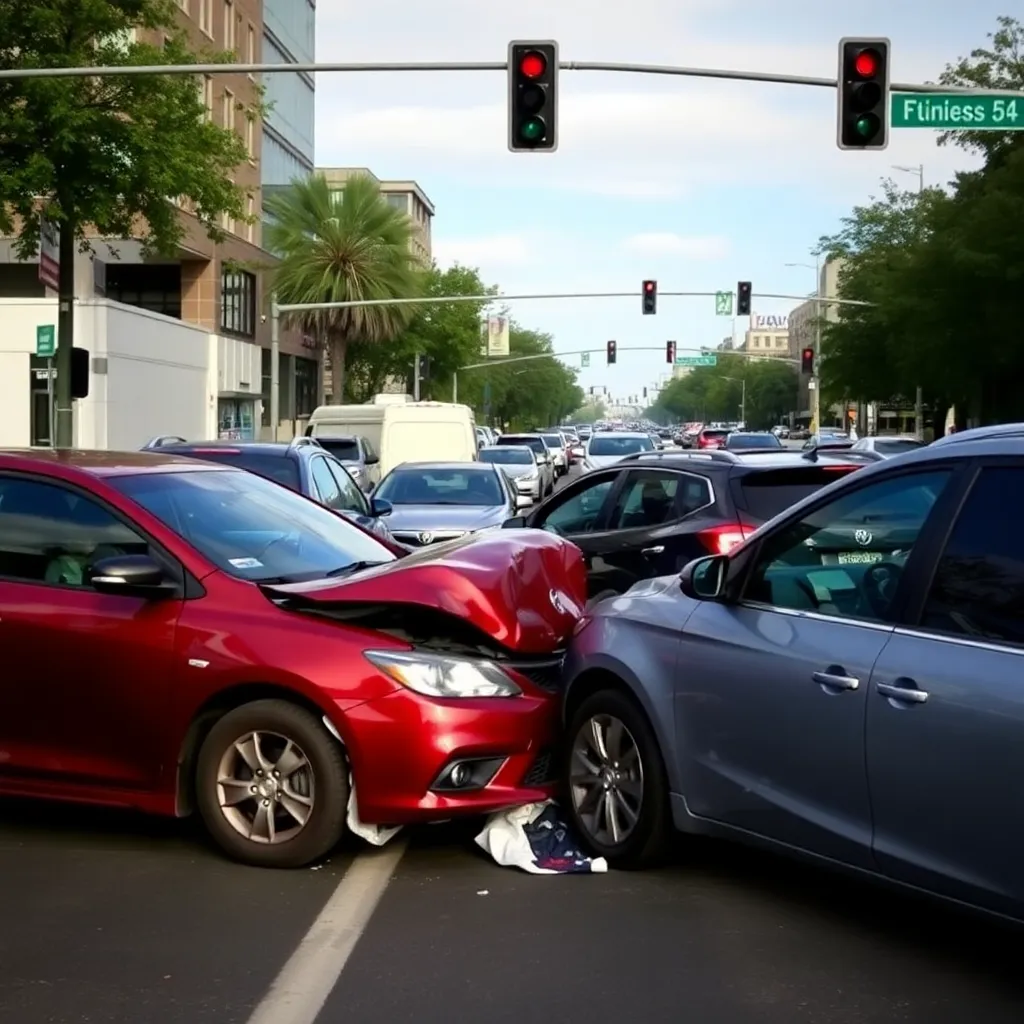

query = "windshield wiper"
[[322, 560, 390, 578]]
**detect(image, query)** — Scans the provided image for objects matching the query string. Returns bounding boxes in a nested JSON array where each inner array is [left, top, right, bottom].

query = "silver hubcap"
[[570, 714, 643, 846], [216, 730, 315, 845]]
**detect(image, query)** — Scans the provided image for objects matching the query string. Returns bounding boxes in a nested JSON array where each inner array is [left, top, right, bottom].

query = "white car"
[[581, 431, 655, 471], [478, 444, 542, 506], [850, 435, 926, 458]]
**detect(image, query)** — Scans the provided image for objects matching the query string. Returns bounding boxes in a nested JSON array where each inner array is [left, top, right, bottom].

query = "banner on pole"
[[484, 316, 510, 357]]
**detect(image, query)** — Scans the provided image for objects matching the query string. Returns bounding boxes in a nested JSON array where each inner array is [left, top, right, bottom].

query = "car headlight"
[[364, 650, 521, 698]]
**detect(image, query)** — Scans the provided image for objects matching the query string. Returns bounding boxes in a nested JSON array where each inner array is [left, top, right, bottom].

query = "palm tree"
[[265, 173, 425, 401]]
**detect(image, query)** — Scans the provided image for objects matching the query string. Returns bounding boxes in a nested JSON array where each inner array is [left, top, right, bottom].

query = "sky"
[[313, 1, 1006, 405]]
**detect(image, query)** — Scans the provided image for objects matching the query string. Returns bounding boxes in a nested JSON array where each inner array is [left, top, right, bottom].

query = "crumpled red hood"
[[264, 529, 586, 653]]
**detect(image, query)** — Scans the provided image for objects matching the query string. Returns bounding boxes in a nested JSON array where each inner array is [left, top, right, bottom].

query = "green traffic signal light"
[[519, 117, 545, 142], [855, 113, 880, 137]]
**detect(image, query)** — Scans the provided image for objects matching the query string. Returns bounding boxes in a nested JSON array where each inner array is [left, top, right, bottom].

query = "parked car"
[[502, 449, 876, 601], [141, 436, 395, 542], [495, 433, 556, 496], [559, 426, 1024, 923], [850, 435, 926, 458], [0, 450, 585, 868], [372, 462, 519, 549]]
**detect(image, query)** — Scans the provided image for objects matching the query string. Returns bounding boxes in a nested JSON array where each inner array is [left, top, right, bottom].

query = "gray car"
[[372, 461, 517, 548], [307, 434, 381, 492], [582, 431, 654, 471], [560, 425, 1024, 922]]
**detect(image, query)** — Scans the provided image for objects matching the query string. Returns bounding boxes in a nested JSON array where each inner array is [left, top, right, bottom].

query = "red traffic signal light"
[[801, 347, 814, 374], [666, 340, 676, 363], [519, 52, 546, 77], [642, 280, 657, 315], [838, 37, 890, 150], [508, 41, 559, 152], [607, 339, 617, 364], [737, 281, 752, 316]]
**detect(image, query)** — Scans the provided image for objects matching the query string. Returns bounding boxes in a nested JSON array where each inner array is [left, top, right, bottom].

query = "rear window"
[[183, 451, 300, 491], [874, 439, 924, 455], [702, 429, 729, 439], [731, 466, 857, 523], [499, 435, 545, 455], [315, 438, 360, 461]]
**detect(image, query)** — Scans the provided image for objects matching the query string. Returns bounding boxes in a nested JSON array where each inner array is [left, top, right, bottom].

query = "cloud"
[[622, 233, 730, 258], [432, 232, 536, 268]]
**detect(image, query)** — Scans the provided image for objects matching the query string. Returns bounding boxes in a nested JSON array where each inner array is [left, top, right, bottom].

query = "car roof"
[[590, 431, 651, 439], [479, 444, 531, 452], [154, 441, 298, 456], [619, 449, 877, 472], [389, 461, 498, 472], [0, 448, 234, 478]]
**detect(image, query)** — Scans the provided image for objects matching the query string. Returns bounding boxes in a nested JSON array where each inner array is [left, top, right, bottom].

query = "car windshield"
[[541, 434, 563, 448], [375, 468, 503, 506], [177, 450, 301, 490], [314, 437, 360, 461], [874, 438, 924, 455], [498, 435, 546, 455], [112, 468, 394, 583], [479, 447, 532, 465], [587, 435, 654, 456], [727, 433, 782, 449]]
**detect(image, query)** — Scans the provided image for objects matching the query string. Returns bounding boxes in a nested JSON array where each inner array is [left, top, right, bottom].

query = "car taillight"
[[698, 523, 751, 554]]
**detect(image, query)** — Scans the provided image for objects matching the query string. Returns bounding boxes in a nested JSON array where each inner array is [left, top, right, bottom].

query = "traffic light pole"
[[1, 57, 1019, 98]]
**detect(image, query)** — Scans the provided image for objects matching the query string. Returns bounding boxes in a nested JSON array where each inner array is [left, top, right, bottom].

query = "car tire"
[[564, 689, 671, 869], [195, 699, 348, 869]]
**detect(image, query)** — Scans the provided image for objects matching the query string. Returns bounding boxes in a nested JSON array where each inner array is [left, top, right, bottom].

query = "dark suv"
[[141, 437, 395, 542], [502, 448, 879, 600]]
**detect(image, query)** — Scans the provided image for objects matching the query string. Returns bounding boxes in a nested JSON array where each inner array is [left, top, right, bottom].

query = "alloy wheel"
[[215, 730, 315, 845], [570, 714, 644, 846]]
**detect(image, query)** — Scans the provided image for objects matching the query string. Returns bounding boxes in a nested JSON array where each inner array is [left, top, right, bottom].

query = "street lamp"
[[892, 163, 925, 439], [785, 257, 821, 432], [720, 375, 746, 424]]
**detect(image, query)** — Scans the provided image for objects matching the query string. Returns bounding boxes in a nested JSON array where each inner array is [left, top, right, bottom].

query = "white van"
[[306, 401, 477, 478]]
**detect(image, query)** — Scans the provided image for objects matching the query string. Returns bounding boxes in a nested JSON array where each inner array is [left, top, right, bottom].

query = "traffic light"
[[643, 387, 648, 398], [801, 347, 814, 374], [837, 37, 890, 150], [642, 280, 657, 315], [666, 340, 676, 363], [737, 281, 751, 316], [606, 340, 616, 364], [508, 41, 558, 152]]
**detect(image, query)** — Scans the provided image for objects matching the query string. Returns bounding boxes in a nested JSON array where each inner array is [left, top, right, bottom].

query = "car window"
[[0, 477, 150, 587], [325, 460, 369, 514], [113, 469, 394, 583], [874, 439, 925, 455], [726, 433, 781, 449], [375, 468, 503, 506], [361, 436, 378, 461], [537, 478, 616, 536], [743, 470, 953, 622], [177, 450, 301, 490], [731, 466, 860, 524], [310, 457, 344, 509], [608, 470, 681, 529], [920, 467, 1024, 645], [315, 437, 361, 462], [587, 435, 653, 457], [498, 435, 546, 456], [479, 447, 533, 465]]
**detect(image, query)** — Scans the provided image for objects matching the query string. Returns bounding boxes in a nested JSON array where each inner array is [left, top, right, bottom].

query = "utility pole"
[[895, 163, 925, 438], [413, 354, 421, 401], [813, 251, 822, 433]]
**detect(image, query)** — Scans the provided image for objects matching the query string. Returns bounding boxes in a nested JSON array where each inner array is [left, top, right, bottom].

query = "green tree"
[[345, 263, 497, 401], [265, 173, 426, 401], [571, 398, 606, 423], [937, 16, 1024, 161], [0, 0, 255, 445]]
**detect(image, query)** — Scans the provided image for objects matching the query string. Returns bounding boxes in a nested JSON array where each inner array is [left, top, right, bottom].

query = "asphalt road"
[[2, 798, 1022, 1024]]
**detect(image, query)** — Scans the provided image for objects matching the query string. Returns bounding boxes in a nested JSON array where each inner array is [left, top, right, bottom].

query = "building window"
[[245, 115, 254, 160], [246, 23, 256, 70], [222, 88, 234, 130], [261, 347, 271, 426], [198, 0, 212, 36], [221, 268, 255, 336], [385, 193, 408, 213], [246, 195, 254, 243], [295, 356, 319, 418], [223, 0, 235, 51]]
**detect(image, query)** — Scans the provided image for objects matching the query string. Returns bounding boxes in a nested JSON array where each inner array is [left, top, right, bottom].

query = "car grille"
[[507, 654, 565, 693], [522, 748, 557, 786], [391, 530, 467, 547]]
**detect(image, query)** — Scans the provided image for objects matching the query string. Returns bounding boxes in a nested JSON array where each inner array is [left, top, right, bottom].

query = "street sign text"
[[36, 324, 56, 357], [676, 355, 717, 367], [891, 93, 1021, 130], [714, 291, 733, 316]]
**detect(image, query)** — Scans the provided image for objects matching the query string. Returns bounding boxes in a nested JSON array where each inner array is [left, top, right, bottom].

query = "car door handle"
[[812, 670, 859, 691], [876, 681, 929, 704], [641, 545, 665, 556]]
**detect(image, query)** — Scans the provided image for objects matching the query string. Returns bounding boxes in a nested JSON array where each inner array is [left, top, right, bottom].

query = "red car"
[[0, 450, 585, 868]]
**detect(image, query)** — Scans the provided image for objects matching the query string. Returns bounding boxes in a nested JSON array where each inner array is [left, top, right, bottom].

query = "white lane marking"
[[245, 841, 407, 1024]]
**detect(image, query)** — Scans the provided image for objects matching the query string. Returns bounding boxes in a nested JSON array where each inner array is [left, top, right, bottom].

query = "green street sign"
[[714, 291, 733, 316], [581, 351, 590, 367], [891, 93, 1022, 131], [676, 355, 717, 367], [36, 324, 56, 357]]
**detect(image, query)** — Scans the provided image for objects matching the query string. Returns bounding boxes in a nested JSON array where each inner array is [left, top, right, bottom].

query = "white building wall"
[[0, 298, 260, 449]]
